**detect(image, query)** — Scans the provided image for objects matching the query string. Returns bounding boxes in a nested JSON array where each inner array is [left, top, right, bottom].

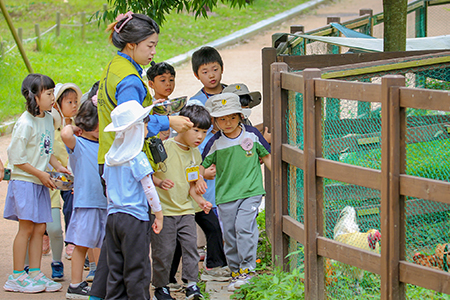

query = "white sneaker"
[[227, 271, 241, 292], [3, 272, 46, 293], [201, 266, 231, 282], [32, 272, 62, 292]]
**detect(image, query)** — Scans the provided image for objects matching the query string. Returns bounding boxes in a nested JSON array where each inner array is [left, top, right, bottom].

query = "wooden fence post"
[[303, 68, 324, 300], [327, 16, 340, 54], [56, 12, 61, 37], [360, 9, 373, 36], [35, 24, 41, 51], [103, 3, 108, 12], [262, 47, 277, 245], [270, 62, 289, 269], [381, 75, 406, 299], [81, 12, 86, 40]]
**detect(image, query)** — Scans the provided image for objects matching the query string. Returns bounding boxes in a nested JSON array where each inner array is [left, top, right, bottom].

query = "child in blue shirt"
[[102, 100, 163, 299]]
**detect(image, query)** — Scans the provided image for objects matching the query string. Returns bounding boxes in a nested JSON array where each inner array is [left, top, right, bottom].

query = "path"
[[0, 0, 382, 299]]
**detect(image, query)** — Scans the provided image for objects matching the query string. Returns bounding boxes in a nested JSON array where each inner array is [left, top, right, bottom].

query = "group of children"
[[2, 11, 271, 300]]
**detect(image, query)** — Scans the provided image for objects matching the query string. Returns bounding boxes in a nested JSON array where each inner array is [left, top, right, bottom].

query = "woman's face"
[[130, 33, 159, 66]]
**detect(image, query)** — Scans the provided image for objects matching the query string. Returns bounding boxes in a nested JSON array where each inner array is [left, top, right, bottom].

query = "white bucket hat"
[[222, 83, 262, 108], [206, 93, 242, 118], [104, 100, 153, 132]]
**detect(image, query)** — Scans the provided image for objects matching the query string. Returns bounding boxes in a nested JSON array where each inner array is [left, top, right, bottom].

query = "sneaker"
[[227, 271, 240, 292], [24, 266, 29, 273], [167, 282, 182, 292], [234, 269, 255, 289], [201, 266, 231, 282], [51, 261, 64, 281], [153, 286, 174, 300], [86, 269, 95, 282], [66, 281, 90, 299], [65, 244, 75, 260], [42, 235, 51, 256], [3, 272, 46, 293], [185, 284, 204, 300], [32, 272, 62, 292]]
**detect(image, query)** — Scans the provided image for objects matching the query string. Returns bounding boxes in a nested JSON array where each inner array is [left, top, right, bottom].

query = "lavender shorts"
[[65, 208, 107, 248]]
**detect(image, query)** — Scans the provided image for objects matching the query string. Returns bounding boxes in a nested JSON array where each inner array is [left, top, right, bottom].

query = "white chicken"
[[333, 206, 381, 285]]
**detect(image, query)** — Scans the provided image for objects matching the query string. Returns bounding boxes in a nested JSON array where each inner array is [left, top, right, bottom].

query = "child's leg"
[[89, 241, 108, 299], [13, 220, 35, 271], [90, 248, 101, 264], [178, 215, 200, 283], [234, 195, 262, 271], [27, 222, 46, 270], [47, 207, 64, 262], [195, 211, 227, 268], [71, 246, 88, 284], [217, 202, 241, 273]]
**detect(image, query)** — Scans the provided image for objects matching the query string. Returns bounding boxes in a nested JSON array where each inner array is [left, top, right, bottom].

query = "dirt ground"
[[0, 0, 383, 298]]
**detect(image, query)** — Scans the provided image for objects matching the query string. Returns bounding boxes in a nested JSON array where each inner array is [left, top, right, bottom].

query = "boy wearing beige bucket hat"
[[198, 93, 271, 292], [102, 100, 164, 299]]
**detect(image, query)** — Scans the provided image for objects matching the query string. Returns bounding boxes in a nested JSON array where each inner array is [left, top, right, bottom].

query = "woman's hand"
[[169, 116, 193, 133]]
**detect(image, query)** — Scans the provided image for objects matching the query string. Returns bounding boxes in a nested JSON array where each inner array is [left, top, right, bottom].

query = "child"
[[191, 46, 226, 104], [3, 73, 70, 293], [46, 82, 82, 280], [61, 96, 107, 299], [147, 62, 176, 140], [151, 104, 213, 300], [103, 100, 164, 299], [196, 93, 272, 292]]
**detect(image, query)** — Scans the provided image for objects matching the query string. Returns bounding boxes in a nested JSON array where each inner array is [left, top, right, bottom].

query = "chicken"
[[413, 243, 449, 272], [333, 206, 382, 284]]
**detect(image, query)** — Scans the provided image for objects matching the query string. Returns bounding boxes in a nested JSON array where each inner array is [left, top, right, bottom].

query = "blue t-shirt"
[[103, 152, 154, 221], [199, 130, 216, 208], [68, 136, 107, 209]]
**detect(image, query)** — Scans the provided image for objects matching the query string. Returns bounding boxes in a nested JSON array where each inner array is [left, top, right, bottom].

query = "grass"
[[0, 0, 308, 122]]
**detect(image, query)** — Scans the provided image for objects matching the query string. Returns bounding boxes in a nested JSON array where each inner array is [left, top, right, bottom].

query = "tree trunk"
[[383, 0, 408, 52]]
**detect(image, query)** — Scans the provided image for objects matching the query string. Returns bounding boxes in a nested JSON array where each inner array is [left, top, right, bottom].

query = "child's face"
[[57, 91, 78, 118], [195, 62, 223, 91], [129, 33, 158, 66], [149, 71, 175, 99], [215, 114, 241, 138], [36, 88, 55, 113], [180, 126, 208, 148]]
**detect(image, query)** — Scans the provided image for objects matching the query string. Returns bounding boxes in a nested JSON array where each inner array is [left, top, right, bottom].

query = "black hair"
[[88, 81, 100, 100], [239, 94, 252, 107], [179, 105, 211, 130], [146, 62, 176, 81], [57, 88, 77, 106], [75, 99, 98, 132], [21, 73, 55, 117], [191, 46, 223, 76], [108, 13, 160, 50]]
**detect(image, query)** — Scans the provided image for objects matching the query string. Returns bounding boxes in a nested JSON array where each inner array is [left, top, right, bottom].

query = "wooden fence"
[[266, 55, 450, 298]]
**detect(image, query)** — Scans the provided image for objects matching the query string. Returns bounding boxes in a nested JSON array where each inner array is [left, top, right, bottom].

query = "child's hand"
[[204, 165, 216, 180], [169, 116, 193, 133], [72, 125, 83, 137], [195, 177, 207, 195], [263, 127, 271, 144], [152, 212, 163, 234], [159, 179, 174, 190], [201, 201, 212, 214], [38, 171, 57, 190]]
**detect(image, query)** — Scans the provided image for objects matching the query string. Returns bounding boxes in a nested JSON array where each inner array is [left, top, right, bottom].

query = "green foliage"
[[256, 209, 272, 269], [231, 266, 305, 300]]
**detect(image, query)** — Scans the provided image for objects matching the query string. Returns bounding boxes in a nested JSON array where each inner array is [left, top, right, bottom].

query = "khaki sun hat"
[[222, 83, 262, 108], [206, 93, 242, 118]]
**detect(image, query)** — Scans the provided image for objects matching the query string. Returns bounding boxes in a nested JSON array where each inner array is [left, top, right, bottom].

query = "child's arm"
[[261, 153, 272, 172], [195, 165, 208, 195], [60, 125, 82, 151], [190, 182, 212, 214], [140, 174, 164, 234], [49, 154, 71, 174], [152, 175, 174, 190], [16, 163, 57, 190], [203, 164, 216, 180]]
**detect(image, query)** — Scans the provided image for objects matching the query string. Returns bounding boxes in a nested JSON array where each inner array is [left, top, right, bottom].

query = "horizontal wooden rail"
[[399, 88, 450, 112], [281, 144, 304, 170], [314, 79, 381, 102], [316, 158, 381, 190], [399, 175, 450, 205], [317, 237, 381, 274], [399, 261, 450, 294], [282, 215, 305, 244], [281, 72, 304, 94]]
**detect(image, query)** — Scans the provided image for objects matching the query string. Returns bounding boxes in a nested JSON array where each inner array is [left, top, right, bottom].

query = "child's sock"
[[89, 262, 97, 272], [12, 270, 26, 279], [187, 281, 196, 288], [70, 282, 82, 288], [28, 268, 40, 278]]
